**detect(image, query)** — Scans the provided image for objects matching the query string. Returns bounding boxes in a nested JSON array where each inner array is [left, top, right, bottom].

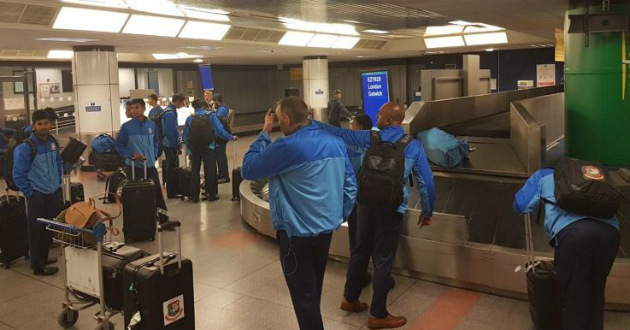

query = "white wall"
[[134, 68, 174, 97], [35, 67, 74, 108], [118, 68, 135, 98]]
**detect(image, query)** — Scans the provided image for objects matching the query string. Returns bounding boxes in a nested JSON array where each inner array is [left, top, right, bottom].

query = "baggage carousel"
[[239, 87, 630, 310]]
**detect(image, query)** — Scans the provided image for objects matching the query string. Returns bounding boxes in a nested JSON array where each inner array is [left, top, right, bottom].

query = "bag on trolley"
[[0, 191, 28, 269], [102, 243, 148, 310], [121, 159, 157, 242], [123, 221, 194, 330]]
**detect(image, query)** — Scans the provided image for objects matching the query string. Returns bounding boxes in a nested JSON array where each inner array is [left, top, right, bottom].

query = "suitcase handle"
[[130, 159, 148, 181], [232, 139, 238, 168], [157, 220, 182, 275]]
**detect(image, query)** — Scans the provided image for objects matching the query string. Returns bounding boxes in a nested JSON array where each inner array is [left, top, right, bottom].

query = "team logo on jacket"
[[50, 143, 56, 151], [148, 128, 153, 135], [582, 165, 604, 181], [162, 294, 185, 325]]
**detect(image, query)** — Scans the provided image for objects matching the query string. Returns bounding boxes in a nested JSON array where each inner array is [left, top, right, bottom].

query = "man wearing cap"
[[12, 109, 63, 276], [327, 89, 353, 128]]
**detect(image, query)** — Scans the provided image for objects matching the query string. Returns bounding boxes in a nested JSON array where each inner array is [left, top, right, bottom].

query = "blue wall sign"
[[361, 71, 390, 125]]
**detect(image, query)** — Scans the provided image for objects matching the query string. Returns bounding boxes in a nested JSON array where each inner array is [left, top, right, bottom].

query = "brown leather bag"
[[65, 193, 122, 229]]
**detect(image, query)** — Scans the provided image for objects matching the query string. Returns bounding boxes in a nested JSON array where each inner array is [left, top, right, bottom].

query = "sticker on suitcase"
[[163, 294, 185, 326]]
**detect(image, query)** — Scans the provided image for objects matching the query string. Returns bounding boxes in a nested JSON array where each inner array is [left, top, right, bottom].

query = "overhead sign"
[[361, 71, 390, 125], [518, 80, 534, 90], [85, 102, 102, 112], [536, 64, 556, 87], [290, 67, 303, 81]]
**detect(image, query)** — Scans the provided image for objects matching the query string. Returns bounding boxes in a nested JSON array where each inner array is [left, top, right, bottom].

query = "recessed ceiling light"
[[279, 31, 314, 47], [363, 29, 388, 34], [308, 34, 339, 48], [424, 36, 465, 48], [193, 59, 204, 63], [449, 20, 474, 26], [53, 7, 129, 33], [485, 48, 495, 52], [280, 17, 358, 36], [424, 25, 464, 37], [343, 20, 363, 24], [153, 54, 178, 60], [332, 36, 360, 49], [178, 21, 230, 40], [464, 32, 508, 46], [175, 52, 203, 59], [61, 0, 127, 8], [126, 0, 182, 15], [36, 37, 99, 43], [123, 14, 185, 37], [47, 50, 74, 59]]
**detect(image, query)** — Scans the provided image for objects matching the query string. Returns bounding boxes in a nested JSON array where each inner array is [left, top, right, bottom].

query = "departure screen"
[[360, 71, 390, 125], [199, 64, 215, 90]]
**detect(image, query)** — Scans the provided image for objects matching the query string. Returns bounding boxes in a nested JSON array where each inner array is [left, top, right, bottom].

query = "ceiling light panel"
[[449, 20, 473, 26], [332, 36, 360, 49], [424, 25, 464, 36], [36, 37, 99, 43], [464, 32, 508, 46], [279, 31, 314, 47], [308, 34, 339, 48], [53, 7, 129, 33], [61, 0, 128, 8], [363, 29, 388, 34], [48, 50, 74, 59], [464, 24, 504, 33], [280, 17, 358, 36], [175, 52, 202, 59], [179, 21, 230, 40], [424, 36, 465, 48], [126, 0, 182, 15], [153, 53, 178, 60], [123, 14, 185, 37]]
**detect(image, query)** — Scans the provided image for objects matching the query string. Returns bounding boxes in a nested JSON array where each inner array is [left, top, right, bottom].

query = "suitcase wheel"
[[58, 308, 79, 328]]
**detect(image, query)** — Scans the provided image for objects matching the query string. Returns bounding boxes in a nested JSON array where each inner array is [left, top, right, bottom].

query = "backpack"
[[104, 169, 126, 203], [549, 157, 620, 219], [189, 114, 215, 150], [416, 128, 469, 168], [215, 116, 232, 144], [154, 108, 174, 154], [92, 134, 116, 154], [4, 136, 58, 192], [357, 131, 412, 212]]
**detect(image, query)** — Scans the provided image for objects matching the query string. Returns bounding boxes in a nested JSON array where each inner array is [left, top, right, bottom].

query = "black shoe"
[[218, 178, 230, 184], [207, 195, 220, 202], [362, 272, 372, 288], [34, 266, 59, 276], [192, 197, 199, 203], [167, 194, 181, 199], [46, 257, 58, 265]]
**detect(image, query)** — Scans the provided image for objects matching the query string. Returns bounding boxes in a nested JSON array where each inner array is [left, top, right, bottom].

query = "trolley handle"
[[130, 158, 148, 181], [36, 218, 107, 242], [157, 220, 183, 275]]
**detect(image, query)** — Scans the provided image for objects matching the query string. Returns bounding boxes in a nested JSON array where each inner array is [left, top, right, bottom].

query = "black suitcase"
[[122, 160, 157, 242], [0, 193, 28, 269], [179, 167, 193, 200], [231, 141, 242, 201], [523, 214, 563, 330], [102, 243, 148, 310], [70, 182, 84, 204], [123, 221, 195, 330], [105, 169, 126, 204], [61, 137, 87, 166], [90, 151, 125, 172]]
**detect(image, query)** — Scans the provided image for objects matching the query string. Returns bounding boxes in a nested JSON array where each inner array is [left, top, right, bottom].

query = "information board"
[[361, 71, 390, 125]]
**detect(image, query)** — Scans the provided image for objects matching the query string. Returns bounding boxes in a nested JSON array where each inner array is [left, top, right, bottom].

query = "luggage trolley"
[[37, 218, 118, 330]]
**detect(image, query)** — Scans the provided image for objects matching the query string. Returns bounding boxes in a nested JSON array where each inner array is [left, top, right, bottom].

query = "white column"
[[463, 54, 482, 97], [302, 56, 329, 122], [72, 45, 120, 148]]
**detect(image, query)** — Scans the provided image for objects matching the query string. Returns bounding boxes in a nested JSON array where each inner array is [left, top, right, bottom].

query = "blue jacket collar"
[[130, 116, 148, 124], [194, 108, 207, 116], [381, 125, 403, 133]]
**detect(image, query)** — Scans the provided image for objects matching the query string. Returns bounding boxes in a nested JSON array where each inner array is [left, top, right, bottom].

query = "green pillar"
[[564, 5, 630, 166]]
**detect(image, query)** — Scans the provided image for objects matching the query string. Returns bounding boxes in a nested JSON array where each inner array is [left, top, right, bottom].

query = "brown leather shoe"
[[367, 314, 407, 329], [340, 298, 368, 313]]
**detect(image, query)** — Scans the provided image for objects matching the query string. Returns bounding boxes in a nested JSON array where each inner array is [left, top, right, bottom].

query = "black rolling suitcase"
[[231, 141, 242, 201], [70, 182, 84, 204], [522, 214, 563, 330], [122, 160, 157, 242], [179, 167, 193, 200], [0, 191, 28, 269], [123, 221, 195, 330], [104, 169, 126, 204], [102, 243, 148, 310]]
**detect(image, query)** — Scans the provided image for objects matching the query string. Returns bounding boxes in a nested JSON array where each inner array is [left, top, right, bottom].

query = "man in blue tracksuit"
[[315, 102, 436, 329], [514, 169, 619, 330], [182, 99, 236, 203], [116, 98, 169, 224], [12, 110, 63, 276], [242, 97, 357, 330], [213, 93, 231, 184], [161, 94, 183, 198]]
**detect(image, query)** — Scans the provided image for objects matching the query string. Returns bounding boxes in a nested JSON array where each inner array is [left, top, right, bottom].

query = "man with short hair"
[[204, 90, 214, 110], [182, 99, 236, 203], [161, 94, 183, 198], [115, 98, 169, 224], [327, 89, 353, 128], [315, 102, 436, 329], [147, 94, 163, 121], [124, 101, 132, 119], [242, 96, 357, 330], [212, 93, 230, 184], [12, 109, 63, 276]]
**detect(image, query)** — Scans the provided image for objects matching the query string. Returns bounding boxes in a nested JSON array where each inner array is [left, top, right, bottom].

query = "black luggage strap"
[[369, 130, 380, 145], [396, 134, 413, 149], [536, 198, 555, 224]]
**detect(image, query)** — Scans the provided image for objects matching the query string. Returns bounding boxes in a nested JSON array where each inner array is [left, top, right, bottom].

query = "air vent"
[[355, 39, 387, 50], [19, 4, 57, 25], [0, 49, 46, 57], [1, 49, 19, 56], [225, 27, 284, 43], [0, 2, 26, 24], [225, 27, 247, 40]]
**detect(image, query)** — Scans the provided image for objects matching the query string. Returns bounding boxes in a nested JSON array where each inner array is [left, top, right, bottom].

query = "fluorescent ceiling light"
[[153, 54, 178, 60], [175, 52, 202, 59], [308, 34, 339, 48], [344, 20, 362, 24], [363, 29, 388, 34], [424, 25, 464, 36], [464, 32, 508, 46], [36, 37, 99, 43], [53, 7, 129, 33], [464, 24, 504, 33], [126, 0, 182, 15], [449, 20, 474, 26], [179, 21, 230, 40], [279, 31, 314, 47], [193, 59, 203, 63], [280, 17, 358, 36], [123, 14, 185, 37], [424, 36, 465, 48], [178, 5, 230, 22], [485, 48, 494, 52], [62, 0, 127, 8], [47, 50, 74, 59], [332, 36, 360, 49]]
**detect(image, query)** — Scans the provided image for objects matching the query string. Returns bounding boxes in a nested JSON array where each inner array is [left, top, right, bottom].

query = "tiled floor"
[[0, 132, 629, 330]]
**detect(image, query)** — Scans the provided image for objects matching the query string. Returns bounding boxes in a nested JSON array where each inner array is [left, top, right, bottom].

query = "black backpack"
[[154, 109, 174, 153], [357, 131, 412, 212], [551, 157, 620, 219], [189, 114, 215, 150], [4, 136, 58, 192], [215, 116, 232, 144]]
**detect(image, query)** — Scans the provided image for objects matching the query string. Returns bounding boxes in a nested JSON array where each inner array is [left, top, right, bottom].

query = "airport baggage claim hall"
[[0, 0, 628, 329]]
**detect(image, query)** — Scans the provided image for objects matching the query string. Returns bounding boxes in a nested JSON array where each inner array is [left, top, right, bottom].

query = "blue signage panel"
[[199, 64, 214, 91], [360, 71, 390, 126]]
